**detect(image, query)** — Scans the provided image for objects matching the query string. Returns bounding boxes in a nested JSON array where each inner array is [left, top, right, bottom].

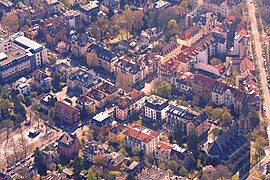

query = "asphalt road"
[[246, 0, 270, 171]]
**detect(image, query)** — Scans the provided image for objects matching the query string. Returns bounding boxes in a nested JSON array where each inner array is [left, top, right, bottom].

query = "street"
[[246, 0, 270, 172]]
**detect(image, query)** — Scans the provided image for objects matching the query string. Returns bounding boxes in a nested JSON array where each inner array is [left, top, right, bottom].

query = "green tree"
[[212, 108, 223, 120], [210, 58, 222, 66], [48, 107, 55, 120], [132, 146, 140, 156], [52, 72, 61, 89], [1, 14, 20, 34], [73, 156, 83, 175], [174, 123, 184, 144], [221, 111, 232, 125], [86, 105, 97, 116], [87, 169, 97, 180], [187, 126, 198, 151], [155, 81, 172, 99], [165, 19, 179, 39]]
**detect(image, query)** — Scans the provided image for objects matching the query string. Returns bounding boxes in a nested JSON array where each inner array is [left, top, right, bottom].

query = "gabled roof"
[[54, 101, 80, 119]]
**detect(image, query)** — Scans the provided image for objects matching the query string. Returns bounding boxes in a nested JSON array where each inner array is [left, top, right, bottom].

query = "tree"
[[174, 123, 184, 144], [165, 19, 179, 40], [1, 14, 19, 34], [73, 156, 83, 175], [87, 169, 97, 180], [210, 58, 222, 66], [221, 111, 232, 125], [52, 72, 61, 89], [48, 107, 55, 120], [187, 126, 198, 151], [167, 160, 178, 173], [0, 119, 14, 142], [132, 146, 140, 156], [86, 105, 97, 116], [86, 52, 98, 67], [90, 16, 111, 42], [212, 108, 223, 120], [34, 148, 47, 175], [126, 173, 135, 180], [212, 128, 223, 140], [155, 81, 172, 99], [192, 96, 200, 106]]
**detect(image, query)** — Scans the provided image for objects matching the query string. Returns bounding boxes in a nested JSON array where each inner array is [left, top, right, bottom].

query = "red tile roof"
[[116, 89, 145, 110], [124, 124, 160, 143]]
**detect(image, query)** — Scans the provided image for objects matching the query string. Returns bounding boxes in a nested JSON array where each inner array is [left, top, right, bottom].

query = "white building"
[[144, 95, 169, 123], [13, 77, 30, 95]]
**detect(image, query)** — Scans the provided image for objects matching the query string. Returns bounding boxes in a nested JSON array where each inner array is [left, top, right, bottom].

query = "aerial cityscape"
[[0, 0, 269, 179]]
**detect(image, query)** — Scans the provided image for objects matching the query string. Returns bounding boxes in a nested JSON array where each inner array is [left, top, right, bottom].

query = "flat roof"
[[81, 1, 99, 11], [14, 36, 42, 51], [0, 49, 28, 66], [93, 112, 110, 122], [0, 52, 7, 61]]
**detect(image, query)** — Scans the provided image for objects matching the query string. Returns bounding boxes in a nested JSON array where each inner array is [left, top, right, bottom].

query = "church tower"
[[239, 93, 251, 132]]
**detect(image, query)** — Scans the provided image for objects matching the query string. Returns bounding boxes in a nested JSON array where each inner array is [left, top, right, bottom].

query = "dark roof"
[[68, 69, 102, 89], [58, 132, 78, 148], [241, 93, 249, 117], [207, 124, 248, 161], [88, 43, 116, 62], [109, 124, 125, 135]]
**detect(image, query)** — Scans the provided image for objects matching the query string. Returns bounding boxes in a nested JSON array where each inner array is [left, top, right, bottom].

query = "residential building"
[[67, 68, 102, 95], [159, 41, 178, 57], [203, 124, 250, 178], [109, 124, 126, 142], [124, 124, 160, 154], [203, 0, 242, 17], [137, 51, 160, 76], [164, 104, 209, 138], [54, 101, 80, 125], [13, 77, 30, 95], [96, 82, 118, 102], [144, 95, 169, 123], [42, 150, 60, 165], [31, 70, 51, 90], [87, 89, 107, 108], [90, 111, 112, 135], [80, 1, 100, 23], [178, 26, 203, 46], [45, 0, 60, 14], [57, 132, 80, 158], [0, 0, 13, 13], [158, 58, 187, 83], [141, 27, 163, 40], [115, 89, 145, 121], [63, 10, 82, 30], [115, 57, 147, 92], [139, 168, 170, 180], [38, 16, 69, 47], [102, 152, 125, 170], [87, 43, 118, 73], [83, 141, 106, 164], [40, 93, 58, 110], [75, 95, 95, 110], [154, 141, 172, 160]]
